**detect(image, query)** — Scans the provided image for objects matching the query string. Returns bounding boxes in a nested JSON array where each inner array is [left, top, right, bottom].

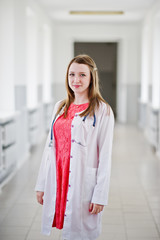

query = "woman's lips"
[[73, 85, 81, 88]]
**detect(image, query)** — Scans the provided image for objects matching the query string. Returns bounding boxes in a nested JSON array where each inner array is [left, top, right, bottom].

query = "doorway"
[[74, 42, 117, 117]]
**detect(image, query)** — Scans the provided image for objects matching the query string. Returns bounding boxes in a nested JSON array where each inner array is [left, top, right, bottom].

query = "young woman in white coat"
[[35, 54, 115, 240]]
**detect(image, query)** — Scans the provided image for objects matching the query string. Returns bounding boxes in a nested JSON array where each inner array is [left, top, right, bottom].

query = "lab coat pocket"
[[84, 167, 97, 201], [74, 121, 94, 148]]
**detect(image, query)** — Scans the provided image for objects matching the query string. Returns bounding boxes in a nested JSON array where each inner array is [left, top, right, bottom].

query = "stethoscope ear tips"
[[83, 113, 96, 127]]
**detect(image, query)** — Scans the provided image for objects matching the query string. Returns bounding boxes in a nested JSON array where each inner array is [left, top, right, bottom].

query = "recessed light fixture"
[[69, 10, 124, 15]]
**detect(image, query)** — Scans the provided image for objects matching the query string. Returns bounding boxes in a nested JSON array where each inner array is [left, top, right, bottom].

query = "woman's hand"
[[36, 191, 44, 205], [89, 203, 104, 214]]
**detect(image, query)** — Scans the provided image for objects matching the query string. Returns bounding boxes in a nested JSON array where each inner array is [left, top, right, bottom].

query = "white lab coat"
[[35, 100, 115, 240]]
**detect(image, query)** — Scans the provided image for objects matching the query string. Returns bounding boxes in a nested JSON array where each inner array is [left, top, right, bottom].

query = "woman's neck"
[[73, 95, 89, 105]]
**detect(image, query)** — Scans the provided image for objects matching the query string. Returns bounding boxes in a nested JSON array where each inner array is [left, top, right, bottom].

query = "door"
[[74, 42, 117, 117]]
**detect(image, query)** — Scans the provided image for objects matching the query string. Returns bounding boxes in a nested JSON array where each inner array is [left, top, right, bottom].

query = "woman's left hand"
[[89, 203, 104, 214]]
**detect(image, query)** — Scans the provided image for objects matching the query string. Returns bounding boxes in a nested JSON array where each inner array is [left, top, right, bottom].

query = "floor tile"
[[0, 226, 29, 236], [126, 227, 159, 238]]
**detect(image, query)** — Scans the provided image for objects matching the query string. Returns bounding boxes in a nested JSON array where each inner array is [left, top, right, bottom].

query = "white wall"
[[14, 0, 54, 106], [140, 1, 160, 108], [139, 1, 160, 152], [14, 0, 27, 86], [53, 22, 141, 123], [0, 0, 54, 110], [42, 24, 53, 103], [0, 0, 55, 179], [151, 16, 160, 110], [0, 0, 15, 112], [26, 7, 39, 108]]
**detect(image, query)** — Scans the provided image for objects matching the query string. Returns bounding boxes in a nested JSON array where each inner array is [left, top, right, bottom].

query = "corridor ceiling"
[[35, 0, 158, 22]]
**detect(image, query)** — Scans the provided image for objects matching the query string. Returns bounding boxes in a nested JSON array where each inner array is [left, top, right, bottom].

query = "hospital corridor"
[[0, 0, 160, 240]]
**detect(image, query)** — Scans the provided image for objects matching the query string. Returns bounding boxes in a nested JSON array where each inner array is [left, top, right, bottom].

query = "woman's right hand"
[[36, 191, 44, 205]]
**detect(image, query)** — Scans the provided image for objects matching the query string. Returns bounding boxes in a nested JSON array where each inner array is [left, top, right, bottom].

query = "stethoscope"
[[50, 112, 96, 142]]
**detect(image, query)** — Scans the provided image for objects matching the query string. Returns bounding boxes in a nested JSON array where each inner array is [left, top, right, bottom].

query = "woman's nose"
[[74, 76, 80, 82]]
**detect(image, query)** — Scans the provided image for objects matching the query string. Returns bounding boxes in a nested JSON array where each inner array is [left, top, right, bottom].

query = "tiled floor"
[[0, 123, 160, 240]]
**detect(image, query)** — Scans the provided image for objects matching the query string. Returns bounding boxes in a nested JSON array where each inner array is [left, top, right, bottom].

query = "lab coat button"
[[71, 139, 75, 143], [71, 125, 74, 127], [69, 170, 71, 173], [69, 184, 71, 187], [70, 155, 73, 158]]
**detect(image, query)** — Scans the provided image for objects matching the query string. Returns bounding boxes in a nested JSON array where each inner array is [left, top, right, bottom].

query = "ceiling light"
[[69, 11, 124, 15]]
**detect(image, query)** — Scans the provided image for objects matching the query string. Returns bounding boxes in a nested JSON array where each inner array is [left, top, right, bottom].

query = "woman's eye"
[[81, 74, 85, 77], [69, 73, 74, 76]]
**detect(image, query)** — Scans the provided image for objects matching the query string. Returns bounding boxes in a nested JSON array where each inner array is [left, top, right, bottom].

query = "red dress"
[[52, 102, 89, 229]]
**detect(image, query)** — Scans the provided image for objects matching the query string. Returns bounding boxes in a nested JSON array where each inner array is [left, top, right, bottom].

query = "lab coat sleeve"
[[91, 105, 115, 205], [34, 100, 62, 192]]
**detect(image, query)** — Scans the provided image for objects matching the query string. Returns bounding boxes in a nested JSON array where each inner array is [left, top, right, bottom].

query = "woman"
[[35, 54, 115, 240]]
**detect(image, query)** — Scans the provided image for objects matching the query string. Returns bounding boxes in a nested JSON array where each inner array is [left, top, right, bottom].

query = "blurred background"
[[0, 0, 160, 239]]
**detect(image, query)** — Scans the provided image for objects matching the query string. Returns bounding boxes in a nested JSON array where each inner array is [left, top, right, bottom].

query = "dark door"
[[74, 42, 117, 117]]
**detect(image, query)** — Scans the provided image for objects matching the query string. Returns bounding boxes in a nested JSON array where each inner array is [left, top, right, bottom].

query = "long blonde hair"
[[56, 54, 110, 117]]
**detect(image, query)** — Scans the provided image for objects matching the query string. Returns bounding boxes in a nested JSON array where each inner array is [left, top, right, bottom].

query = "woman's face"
[[68, 62, 91, 97]]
